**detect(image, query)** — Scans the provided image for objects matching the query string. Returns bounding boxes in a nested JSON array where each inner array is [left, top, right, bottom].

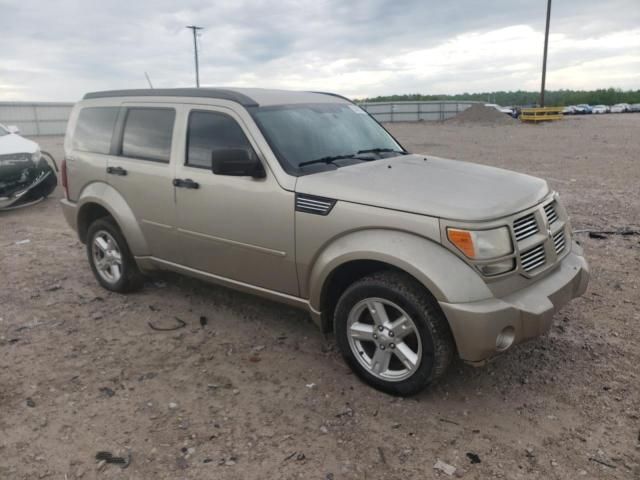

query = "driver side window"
[[186, 111, 255, 169]]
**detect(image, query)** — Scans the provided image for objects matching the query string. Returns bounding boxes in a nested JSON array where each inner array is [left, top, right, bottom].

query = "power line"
[[186, 25, 204, 88]]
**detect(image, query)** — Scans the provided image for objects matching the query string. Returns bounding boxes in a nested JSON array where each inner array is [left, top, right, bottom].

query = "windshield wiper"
[[298, 154, 356, 168], [298, 149, 408, 168], [356, 148, 408, 155]]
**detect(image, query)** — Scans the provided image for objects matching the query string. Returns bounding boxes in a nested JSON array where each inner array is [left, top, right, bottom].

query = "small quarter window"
[[186, 111, 255, 169], [73, 107, 119, 154], [121, 108, 175, 163]]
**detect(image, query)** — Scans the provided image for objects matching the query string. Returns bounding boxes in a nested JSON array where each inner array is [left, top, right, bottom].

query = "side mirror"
[[211, 148, 265, 178], [7, 125, 20, 134]]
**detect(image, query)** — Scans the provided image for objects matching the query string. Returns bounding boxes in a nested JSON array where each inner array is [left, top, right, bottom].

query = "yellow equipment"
[[520, 107, 563, 122]]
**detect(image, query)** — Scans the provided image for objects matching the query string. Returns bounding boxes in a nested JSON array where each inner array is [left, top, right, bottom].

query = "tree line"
[[357, 88, 640, 106]]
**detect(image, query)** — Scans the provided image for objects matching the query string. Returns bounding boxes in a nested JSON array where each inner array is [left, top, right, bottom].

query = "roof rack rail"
[[83, 88, 259, 107]]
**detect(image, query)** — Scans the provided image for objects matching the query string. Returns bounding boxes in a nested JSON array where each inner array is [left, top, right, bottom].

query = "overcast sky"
[[1, 0, 639, 101]]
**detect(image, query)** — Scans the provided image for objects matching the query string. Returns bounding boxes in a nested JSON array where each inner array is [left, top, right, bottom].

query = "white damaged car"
[[0, 124, 58, 210]]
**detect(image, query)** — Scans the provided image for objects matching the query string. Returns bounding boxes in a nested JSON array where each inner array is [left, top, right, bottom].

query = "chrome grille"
[[544, 202, 558, 224], [513, 212, 538, 242], [553, 230, 566, 254], [521, 244, 546, 272]]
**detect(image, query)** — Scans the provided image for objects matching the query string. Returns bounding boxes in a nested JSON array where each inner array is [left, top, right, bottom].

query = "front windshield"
[[251, 103, 404, 175]]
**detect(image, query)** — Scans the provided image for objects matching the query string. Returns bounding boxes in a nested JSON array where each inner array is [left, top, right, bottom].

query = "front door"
[[174, 106, 297, 295]]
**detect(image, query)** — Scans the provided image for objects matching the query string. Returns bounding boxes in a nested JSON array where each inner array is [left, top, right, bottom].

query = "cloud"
[[0, 0, 638, 101]]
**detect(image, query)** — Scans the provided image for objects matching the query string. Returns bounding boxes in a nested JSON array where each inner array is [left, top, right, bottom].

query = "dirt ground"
[[1, 114, 639, 479]]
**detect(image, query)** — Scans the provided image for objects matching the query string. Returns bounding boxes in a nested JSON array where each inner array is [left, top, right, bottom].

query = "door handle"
[[107, 166, 127, 176], [173, 178, 199, 189]]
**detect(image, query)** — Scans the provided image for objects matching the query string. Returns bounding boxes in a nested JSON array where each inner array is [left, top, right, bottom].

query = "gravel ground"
[[1, 114, 639, 479]]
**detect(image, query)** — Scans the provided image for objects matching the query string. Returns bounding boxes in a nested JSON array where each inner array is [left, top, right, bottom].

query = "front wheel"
[[334, 271, 454, 396]]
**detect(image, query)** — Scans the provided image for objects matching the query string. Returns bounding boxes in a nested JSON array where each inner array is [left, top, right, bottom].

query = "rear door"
[[106, 104, 181, 262], [173, 106, 298, 295]]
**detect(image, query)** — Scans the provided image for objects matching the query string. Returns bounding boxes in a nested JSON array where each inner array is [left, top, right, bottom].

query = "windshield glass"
[[251, 103, 403, 175]]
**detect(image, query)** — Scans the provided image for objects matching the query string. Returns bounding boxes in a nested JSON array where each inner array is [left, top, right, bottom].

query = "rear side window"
[[73, 107, 119, 154], [186, 111, 254, 168], [121, 108, 175, 163]]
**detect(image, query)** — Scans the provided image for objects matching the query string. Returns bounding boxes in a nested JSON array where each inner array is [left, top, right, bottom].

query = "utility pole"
[[186, 25, 203, 88], [540, 0, 552, 107]]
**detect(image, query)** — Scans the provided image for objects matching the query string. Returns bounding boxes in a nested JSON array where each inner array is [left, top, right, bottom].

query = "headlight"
[[31, 148, 41, 163], [447, 226, 513, 259]]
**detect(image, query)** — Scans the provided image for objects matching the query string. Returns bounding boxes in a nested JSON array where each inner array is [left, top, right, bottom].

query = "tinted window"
[[121, 108, 175, 162], [73, 107, 119, 154], [186, 111, 254, 168]]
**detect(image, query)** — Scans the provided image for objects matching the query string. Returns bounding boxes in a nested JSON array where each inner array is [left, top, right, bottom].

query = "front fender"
[[76, 182, 150, 256], [308, 229, 493, 312]]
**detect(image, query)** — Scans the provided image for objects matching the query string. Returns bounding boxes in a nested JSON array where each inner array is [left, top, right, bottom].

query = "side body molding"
[[307, 229, 494, 312], [76, 182, 150, 256]]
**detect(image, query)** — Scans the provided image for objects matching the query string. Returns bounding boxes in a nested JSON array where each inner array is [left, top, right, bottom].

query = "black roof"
[[83, 88, 259, 107]]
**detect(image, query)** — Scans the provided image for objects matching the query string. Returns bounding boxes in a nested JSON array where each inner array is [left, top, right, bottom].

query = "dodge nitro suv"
[[61, 88, 589, 395]]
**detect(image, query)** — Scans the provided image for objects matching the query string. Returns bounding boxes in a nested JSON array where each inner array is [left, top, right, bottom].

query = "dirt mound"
[[448, 103, 516, 124]]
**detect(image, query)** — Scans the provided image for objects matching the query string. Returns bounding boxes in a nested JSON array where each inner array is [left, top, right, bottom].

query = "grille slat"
[[514, 224, 538, 237], [297, 204, 327, 212], [296, 199, 330, 208], [544, 202, 558, 224], [524, 257, 546, 271], [553, 230, 566, 254], [297, 198, 332, 207], [512, 200, 567, 275], [523, 250, 545, 264], [295, 194, 336, 216], [513, 212, 539, 242], [521, 244, 546, 272]]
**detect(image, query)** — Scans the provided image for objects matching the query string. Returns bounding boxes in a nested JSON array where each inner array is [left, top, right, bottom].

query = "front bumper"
[[439, 242, 589, 363]]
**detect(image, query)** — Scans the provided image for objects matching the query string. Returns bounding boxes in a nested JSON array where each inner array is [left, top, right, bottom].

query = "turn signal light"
[[447, 229, 475, 258]]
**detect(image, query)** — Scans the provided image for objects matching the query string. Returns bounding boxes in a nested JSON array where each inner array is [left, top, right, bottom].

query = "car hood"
[[0, 133, 38, 157], [295, 154, 549, 221]]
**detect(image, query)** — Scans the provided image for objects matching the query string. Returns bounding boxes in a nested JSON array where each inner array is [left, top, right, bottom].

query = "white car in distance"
[[611, 103, 630, 113]]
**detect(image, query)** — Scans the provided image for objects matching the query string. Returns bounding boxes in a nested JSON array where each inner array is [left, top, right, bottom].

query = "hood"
[[295, 154, 549, 221], [0, 133, 39, 157]]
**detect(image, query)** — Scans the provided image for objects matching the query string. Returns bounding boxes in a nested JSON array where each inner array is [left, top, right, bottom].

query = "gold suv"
[[61, 88, 589, 395]]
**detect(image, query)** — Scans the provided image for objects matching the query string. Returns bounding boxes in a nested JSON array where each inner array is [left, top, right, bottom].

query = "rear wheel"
[[86, 217, 143, 293], [334, 271, 454, 396]]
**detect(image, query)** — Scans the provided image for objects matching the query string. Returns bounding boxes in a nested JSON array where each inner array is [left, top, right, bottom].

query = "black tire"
[[86, 217, 144, 293], [334, 271, 454, 396]]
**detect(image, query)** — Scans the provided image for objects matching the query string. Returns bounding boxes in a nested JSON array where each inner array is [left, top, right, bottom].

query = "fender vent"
[[295, 194, 336, 216]]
